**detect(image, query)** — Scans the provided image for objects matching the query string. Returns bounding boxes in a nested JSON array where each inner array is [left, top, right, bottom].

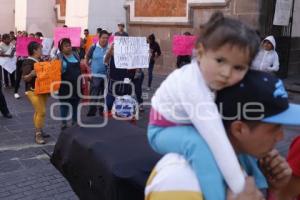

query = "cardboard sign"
[[16, 37, 42, 56], [34, 60, 61, 94], [54, 27, 81, 47], [114, 36, 149, 69], [42, 38, 54, 55], [172, 35, 197, 56], [273, 0, 294, 26]]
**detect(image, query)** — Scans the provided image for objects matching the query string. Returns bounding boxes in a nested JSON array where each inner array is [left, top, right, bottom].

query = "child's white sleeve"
[[178, 77, 246, 194], [268, 52, 279, 72]]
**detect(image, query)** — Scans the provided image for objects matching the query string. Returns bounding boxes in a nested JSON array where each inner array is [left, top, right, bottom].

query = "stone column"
[[15, 0, 57, 37]]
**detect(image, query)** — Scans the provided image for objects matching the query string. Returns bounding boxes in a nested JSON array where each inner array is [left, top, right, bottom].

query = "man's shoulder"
[[145, 153, 203, 200]]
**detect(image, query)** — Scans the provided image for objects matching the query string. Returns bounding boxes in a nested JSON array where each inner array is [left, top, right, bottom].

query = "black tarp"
[[51, 118, 161, 200]]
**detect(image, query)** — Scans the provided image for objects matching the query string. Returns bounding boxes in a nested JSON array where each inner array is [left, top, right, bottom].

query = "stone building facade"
[[125, 0, 300, 77]]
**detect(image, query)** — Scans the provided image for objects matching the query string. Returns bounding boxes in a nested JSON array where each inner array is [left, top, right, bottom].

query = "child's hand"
[[259, 149, 292, 190], [227, 177, 265, 200]]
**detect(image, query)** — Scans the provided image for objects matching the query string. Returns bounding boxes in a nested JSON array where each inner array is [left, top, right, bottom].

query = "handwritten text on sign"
[[34, 60, 62, 95], [114, 36, 149, 69], [54, 27, 81, 47], [16, 37, 42, 56], [172, 35, 197, 56]]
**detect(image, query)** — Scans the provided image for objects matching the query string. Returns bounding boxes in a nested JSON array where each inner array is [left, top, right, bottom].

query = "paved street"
[[0, 73, 300, 200]]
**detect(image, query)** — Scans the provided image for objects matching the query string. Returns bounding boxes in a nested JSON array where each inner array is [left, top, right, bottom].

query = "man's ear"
[[196, 43, 205, 58], [230, 121, 250, 139]]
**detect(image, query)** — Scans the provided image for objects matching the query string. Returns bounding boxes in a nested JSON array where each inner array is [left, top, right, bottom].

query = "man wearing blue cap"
[[145, 70, 298, 200]]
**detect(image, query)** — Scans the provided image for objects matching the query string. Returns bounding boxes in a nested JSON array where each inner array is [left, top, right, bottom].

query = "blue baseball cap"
[[216, 70, 300, 125]]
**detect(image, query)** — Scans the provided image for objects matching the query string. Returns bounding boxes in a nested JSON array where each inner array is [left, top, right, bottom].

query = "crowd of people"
[[0, 12, 299, 200], [0, 23, 162, 142]]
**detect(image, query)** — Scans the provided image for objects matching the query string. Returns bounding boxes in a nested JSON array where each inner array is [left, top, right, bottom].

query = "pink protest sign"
[[108, 35, 114, 44], [54, 27, 81, 47], [172, 35, 197, 56], [16, 37, 42, 56]]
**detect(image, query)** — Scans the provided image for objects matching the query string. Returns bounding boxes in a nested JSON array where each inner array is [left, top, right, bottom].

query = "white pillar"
[[88, 0, 126, 34], [65, 0, 126, 36], [15, 0, 56, 37], [65, 0, 90, 35]]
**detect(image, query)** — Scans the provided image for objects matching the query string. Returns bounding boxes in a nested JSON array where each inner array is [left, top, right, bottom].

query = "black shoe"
[[41, 130, 50, 138], [3, 113, 12, 118], [98, 107, 104, 116]]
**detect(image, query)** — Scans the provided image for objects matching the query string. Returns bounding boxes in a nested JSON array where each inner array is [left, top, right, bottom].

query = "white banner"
[[273, 0, 293, 26], [42, 38, 54, 55], [114, 36, 150, 69], [0, 57, 17, 74]]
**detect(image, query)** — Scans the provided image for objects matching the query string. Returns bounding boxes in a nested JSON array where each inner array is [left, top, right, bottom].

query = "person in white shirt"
[[0, 34, 15, 88], [148, 12, 261, 200], [252, 35, 280, 72]]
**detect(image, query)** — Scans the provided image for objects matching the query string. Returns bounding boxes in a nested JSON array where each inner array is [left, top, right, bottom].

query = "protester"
[[176, 32, 192, 68], [29, 33, 35, 38], [17, 31, 22, 37], [83, 29, 89, 44], [77, 38, 86, 60], [14, 30, 37, 99], [22, 41, 49, 144], [82, 29, 89, 54], [57, 38, 82, 130], [9, 31, 15, 39], [147, 34, 161, 91], [252, 35, 280, 73], [0, 71, 12, 118], [85, 30, 109, 116], [14, 55, 24, 99], [148, 12, 261, 200], [0, 34, 15, 88], [146, 70, 295, 200], [115, 23, 129, 36], [96, 28, 102, 37], [133, 68, 145, 111], [35, 32, 43, 39], [104, 44, 136, 114], [22, 31, 28, 37]]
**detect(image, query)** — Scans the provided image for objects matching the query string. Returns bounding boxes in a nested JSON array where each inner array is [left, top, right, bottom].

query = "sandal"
[[35, 132, 46, 145]]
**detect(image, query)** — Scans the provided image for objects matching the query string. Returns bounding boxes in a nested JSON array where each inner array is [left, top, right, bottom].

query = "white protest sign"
[[0, 57, 16, 74], [273, 0, 293, 26], [42, 38, 54, 55], [114, 36, 150, 69]]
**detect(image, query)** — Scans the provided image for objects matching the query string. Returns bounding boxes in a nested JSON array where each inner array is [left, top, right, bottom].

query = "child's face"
[[198, 44, 250, 91], [263, 41, 274, 51], [231, 121, 284, 158]]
